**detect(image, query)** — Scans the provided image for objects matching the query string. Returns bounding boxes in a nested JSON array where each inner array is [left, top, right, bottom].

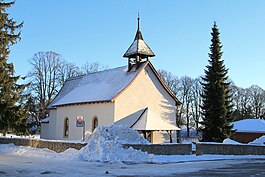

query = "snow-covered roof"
[[115, 108, 180, 131], [48, 63, 146, 108], [123, 39, 155, 58], [48, 75, 84, 108], [233, 119, 265, 133], [123, 17, 155, 58]]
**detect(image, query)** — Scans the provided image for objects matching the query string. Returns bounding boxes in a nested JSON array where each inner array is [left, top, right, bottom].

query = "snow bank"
[[249, 135, 265, 145], [79, 125, 154, 163], [0, 133, 40, 139], [223, 138, 241, 144], [0, 144, 79, 160]]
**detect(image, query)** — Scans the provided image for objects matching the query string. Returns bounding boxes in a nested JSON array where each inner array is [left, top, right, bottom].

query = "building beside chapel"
[[231, 119, 265, 143], [41, 17, 181, 143]]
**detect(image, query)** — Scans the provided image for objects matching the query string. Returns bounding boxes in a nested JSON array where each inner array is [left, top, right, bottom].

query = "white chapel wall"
[[114, 64, 177, 143], [40, 123, 49, 139], [48, 102, 114, 140], [45, 109, 57, 139]]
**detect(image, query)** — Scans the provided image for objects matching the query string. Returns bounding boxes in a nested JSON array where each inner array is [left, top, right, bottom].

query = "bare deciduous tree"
[[28, 51, 62, 119], [231, 84, 265, 120], [58, 61, 80, 86], [178, 76, 193, 137], [248, 85, 265, 118], [28, 52, 109, 120], [81, 62, 108, 74], [158, 69, 180, 95], [190, 77, 203, 133]]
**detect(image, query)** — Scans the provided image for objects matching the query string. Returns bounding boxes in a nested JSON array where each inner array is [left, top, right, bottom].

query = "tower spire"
[[134, 13, 143, 40], [137, 12, 140, 31], [123, 15, 155, 71]]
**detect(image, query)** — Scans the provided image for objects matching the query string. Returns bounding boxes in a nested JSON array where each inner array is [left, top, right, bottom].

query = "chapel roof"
[[48, 63, 146, 108], [123, 16, 155, 58], [48, 61, 180, 108]]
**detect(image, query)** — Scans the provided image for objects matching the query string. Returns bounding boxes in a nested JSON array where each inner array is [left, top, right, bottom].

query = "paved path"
[[0, 155, 265, 176]]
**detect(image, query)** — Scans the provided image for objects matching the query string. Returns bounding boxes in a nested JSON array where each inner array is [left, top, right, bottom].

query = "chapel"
[[41, 17, 181, 143]]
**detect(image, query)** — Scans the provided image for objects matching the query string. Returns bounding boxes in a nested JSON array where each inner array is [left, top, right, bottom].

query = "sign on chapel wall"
[[76, 116, 84, 127]]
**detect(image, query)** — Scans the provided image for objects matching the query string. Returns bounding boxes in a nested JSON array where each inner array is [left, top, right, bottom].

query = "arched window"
[[92, 116, 98, 132], [64, 117, 69, 138]]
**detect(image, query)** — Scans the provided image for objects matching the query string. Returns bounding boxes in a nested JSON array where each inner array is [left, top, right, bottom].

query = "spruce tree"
[[0, 1, 28, 135], [200, 22, 234, 142]]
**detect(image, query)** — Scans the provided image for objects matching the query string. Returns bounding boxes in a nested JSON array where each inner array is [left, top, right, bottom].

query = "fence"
[[0, 137, 87, 153], [2, 137, 265, 156], [123, 143, 192, 155], [196, 143, 265, 155]]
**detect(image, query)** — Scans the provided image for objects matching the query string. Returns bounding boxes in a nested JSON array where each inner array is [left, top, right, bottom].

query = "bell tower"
[[123, 15, 155, 71]]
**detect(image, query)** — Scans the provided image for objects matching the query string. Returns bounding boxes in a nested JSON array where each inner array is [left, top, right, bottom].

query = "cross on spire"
[[137, 12, 140, 31]]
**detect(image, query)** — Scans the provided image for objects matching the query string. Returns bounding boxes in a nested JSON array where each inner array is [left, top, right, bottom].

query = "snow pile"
[[249, 135, 265, 145], [0, 144, 79, 160], [223, 138, 241, 144], [79, 125, 154, 163], [0, 133, 40, 139]]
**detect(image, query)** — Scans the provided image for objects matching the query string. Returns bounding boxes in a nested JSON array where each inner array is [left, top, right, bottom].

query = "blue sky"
[[7, 0, 265, 89]]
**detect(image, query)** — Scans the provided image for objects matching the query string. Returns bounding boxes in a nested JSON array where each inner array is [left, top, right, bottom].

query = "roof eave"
[[147, 62, 181, 105], [52, 100, 112, 108]]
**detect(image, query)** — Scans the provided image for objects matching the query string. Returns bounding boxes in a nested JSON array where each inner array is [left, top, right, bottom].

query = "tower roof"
[[123, 16, 155, 58]]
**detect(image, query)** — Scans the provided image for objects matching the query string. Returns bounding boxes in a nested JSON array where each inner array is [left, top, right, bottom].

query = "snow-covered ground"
[[0, 133, 40, 139], [1, 126, 265, 176], [1, 144, 265, 177]]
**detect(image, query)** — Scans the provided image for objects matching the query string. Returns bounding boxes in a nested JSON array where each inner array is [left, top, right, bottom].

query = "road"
[[0, 155, 265, 176]]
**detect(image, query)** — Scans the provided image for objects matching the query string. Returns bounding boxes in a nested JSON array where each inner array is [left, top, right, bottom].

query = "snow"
[[50, 64, 145, 107], [124, 40, 138, 56], [79, 125, 154, 163], [154, 154, 265, 163], [47, 75, 84, 108], [223, 138, 241, 144], [233, 119, 265, 133], [0, 133, 40, 139], [1, 124, 265, 176], [123, 39, 155, 57], [1, 143, 265, 165], [0, 143, 79, 161], [249, 135, 265, 145]]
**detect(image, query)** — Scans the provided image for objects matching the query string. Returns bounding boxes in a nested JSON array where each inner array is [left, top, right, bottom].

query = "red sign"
[[76, 116, 84, 127]]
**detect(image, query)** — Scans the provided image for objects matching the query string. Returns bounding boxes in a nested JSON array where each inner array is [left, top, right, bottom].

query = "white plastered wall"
[[46, 109, 57, 139], [40, 123, 49, 139], [114, 64, 177, 143], [45, 102, 114, 140]]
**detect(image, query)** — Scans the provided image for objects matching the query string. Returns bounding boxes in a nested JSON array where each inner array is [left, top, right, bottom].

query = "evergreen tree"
[[0, 1, 29, 135], [200, 22, 234, 142]]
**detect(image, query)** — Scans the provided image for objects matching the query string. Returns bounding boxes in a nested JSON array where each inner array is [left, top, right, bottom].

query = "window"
[[92, 116, 98, 132], [146, 131, 153, 143], [64, 117, 69, 138]]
